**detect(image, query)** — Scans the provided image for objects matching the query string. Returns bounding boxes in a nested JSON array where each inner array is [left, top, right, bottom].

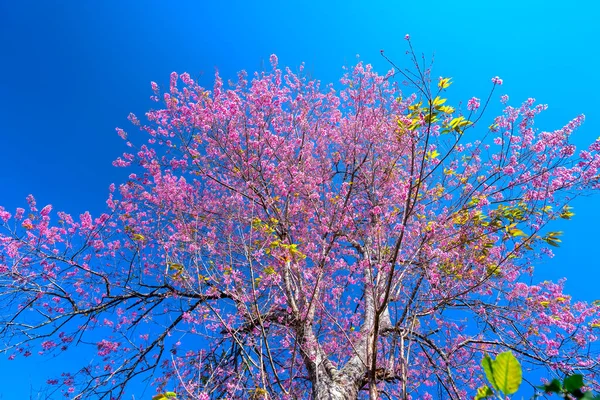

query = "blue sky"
[[0, 0, 599, 398]]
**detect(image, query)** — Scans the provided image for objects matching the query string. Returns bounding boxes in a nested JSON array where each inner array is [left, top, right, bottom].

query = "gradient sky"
[[1, 1, 599, 398]]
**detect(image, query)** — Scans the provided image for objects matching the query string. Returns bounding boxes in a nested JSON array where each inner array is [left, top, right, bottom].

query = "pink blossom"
[[1, 52, 599, 399], [116, 128, 127, 140], [502, 165, 515, 174], [41, 340, 56, 350], [80, 211, 93, 230], [492, 76, 503, 85], [467, 97, 480, 111], [269, 54, 278, 68], [26, 194, 37, 211], [404, 34, 410, 40], [112, 157, 131, 167], [127, 112, 140, 126], [370, 205, 382, 215], [169, 71, 178, 93], [40, 204, 52, 217], [0, 208, 11, 222], [180, 72, 192, 85], [97, 340, 120, 356]]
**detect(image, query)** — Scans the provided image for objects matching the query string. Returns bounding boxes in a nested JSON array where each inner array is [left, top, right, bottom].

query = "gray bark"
[[303, 242, 397, 399]]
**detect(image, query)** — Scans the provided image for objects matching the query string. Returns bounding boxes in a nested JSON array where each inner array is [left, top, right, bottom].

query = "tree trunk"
[[311, 371, 361, 400]]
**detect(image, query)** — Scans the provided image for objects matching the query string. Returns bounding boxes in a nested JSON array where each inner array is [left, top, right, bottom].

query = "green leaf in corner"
[[538, 378, 562, 393], [563, 374, 584, 392], [493, 351, 522, 395], [581, 393, 597, 400], [152, 392, 177, 400], [481, 355, 498, 391], [563, 374, 583, 392]]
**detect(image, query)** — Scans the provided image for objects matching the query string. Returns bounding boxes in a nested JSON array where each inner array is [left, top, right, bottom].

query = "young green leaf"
[[152, 392, 178, 400], [538, 378, 562, 393], [474, 385, 495, 400], [481, 355, 498, 391], [492, 351, 522, 395], [563, 374, 584, 392]]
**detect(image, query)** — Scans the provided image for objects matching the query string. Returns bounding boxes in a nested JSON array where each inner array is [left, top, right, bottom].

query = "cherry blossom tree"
[[2, 41, 600, 399]]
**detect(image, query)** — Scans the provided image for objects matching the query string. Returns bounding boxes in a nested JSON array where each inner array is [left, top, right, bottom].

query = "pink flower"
[[80, 211, 93, 230], [0, 208, 11, 222], [170, 71, 178, 86], [180, 72, 192, 85], [404, 34, 410, 40], [127, 113, 140, 126], [41, 340, 56, 350], [112, 158, 131, 167], [500, 94, 509, 104], [467, 97, 481, 111], [116, 128, 127, 140], [97, 340, 120, 356], [40, 204, 52, 217], [492, 76, 503, 85]]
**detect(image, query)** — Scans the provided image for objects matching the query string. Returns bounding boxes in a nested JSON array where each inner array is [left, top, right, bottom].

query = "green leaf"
[[539, 378, 562, 393], [560, 205, 575, 219], [474, 385, 495, 400], [544, 231, 563, 247], [438, 77, 452, 89], [152, 392, 177, 400], [581, 391, 600, 400], [425, 149, 440, 160], [564, 374, 584, 392], [481, 355, 498, 391], [508, 227, 527, 237], [492, 351, 522, 395]]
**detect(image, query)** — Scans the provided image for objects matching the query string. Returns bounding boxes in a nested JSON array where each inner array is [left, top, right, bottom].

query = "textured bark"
[[302, 293, 397, 399], [299, 319, 366, 400], [305, 243, 399, 399], [312, 372, 361, 400]]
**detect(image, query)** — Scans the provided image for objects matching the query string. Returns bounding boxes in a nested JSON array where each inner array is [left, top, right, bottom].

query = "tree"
[[1, 41, 600, 400]]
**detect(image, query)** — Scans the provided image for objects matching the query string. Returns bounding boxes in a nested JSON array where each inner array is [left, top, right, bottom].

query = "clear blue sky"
[[1, 0, 599, 398]]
